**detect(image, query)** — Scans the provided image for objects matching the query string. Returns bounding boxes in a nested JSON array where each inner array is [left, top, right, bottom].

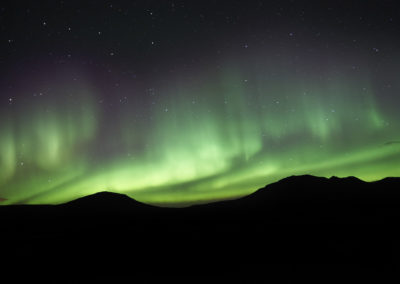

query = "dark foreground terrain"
[[1, 175, 400, 268]]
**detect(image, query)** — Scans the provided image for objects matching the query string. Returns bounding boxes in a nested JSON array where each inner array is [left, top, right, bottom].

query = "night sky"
[[1, 0, 400, 206]]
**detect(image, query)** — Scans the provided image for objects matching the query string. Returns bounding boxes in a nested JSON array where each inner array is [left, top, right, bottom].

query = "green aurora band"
[[1, 58, 399, 206]]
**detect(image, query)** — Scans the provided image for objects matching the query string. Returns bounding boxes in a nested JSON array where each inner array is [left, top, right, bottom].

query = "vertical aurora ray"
[[0, 76, 100, 203], [0, 113, 17, 186], [0, 51, 399, 206]]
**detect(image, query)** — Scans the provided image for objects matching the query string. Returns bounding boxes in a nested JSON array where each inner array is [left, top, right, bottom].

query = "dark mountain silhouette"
[[187, 175, 400, 225], [61, 191, 157, 213], [1, 175, 400, 266]]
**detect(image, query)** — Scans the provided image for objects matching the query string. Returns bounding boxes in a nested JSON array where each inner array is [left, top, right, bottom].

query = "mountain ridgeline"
[[1, 175, 400, 264]]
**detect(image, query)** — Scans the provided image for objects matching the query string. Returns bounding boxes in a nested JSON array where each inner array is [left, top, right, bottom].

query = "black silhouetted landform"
[[61, 191, 157, 212], [1, 175, 400, 265]]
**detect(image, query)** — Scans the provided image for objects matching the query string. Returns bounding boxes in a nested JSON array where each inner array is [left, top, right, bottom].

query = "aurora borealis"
[[1, 1, 400, 206]]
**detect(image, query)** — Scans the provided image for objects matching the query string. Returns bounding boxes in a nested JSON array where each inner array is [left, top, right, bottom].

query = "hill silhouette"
[[61, 191, 157, 213], [1, 175, 400, 265]]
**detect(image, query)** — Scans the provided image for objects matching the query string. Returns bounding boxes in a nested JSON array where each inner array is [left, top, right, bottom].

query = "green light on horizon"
[[1, 61, 399, 206]]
